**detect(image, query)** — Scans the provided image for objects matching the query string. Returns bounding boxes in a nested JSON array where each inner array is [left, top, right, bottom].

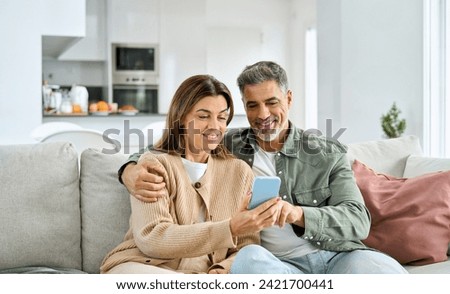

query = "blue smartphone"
[[248, 176, 281, 209]]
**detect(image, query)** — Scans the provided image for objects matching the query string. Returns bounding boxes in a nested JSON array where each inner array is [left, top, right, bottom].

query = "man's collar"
[[279, 121, 301, 157]]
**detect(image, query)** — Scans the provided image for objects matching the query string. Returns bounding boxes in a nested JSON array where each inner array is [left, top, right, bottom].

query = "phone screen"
[[248, 176, 281, 209]]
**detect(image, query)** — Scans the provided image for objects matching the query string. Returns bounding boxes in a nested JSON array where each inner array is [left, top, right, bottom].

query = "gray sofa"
[[0, 135, 449, 274]]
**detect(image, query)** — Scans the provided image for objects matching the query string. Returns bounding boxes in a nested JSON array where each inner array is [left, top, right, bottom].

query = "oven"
[[112, 84, 158, 113], [111, 43, 159, 113]]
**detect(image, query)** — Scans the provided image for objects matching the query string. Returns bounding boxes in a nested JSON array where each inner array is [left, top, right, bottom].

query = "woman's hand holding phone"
[[246, 176, 305, 229], [247, 177, 281, 209], [229, 192, 281, 237], [229, 177, 283, 237]]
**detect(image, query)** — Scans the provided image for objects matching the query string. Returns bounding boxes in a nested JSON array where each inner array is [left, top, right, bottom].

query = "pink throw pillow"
[[352, 160, 450, 265]]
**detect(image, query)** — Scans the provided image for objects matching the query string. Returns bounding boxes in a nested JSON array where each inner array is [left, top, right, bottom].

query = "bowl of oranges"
[[89, 101, 112, 116]]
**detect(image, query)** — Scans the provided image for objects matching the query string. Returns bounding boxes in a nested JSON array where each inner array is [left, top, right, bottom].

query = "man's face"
[[242, 80, 292, 142]]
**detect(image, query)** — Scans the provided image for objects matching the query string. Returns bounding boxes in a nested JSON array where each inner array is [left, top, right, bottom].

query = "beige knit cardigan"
[[101, 152, 259, 273]]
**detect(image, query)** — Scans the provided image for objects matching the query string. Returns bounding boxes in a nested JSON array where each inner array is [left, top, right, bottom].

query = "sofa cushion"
[[347, 135, 423, 178], [0, 142, 82, 271], [352, 160, 450, 265], [0, 266, 86, 274], [403, 155, 450, 178], [80, 149, 131, 274], [404, 259, 450, 274]]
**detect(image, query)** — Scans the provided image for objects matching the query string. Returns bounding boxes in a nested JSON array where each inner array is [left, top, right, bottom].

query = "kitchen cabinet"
[[107, 0, 160, 44], [58, 0, 107, 61]]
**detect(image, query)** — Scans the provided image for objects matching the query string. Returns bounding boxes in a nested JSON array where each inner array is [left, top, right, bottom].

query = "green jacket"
[[123, 123, 371, 252], [224, 123, 371, 252]]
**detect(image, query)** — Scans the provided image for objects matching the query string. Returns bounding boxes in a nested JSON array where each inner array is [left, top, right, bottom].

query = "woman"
[[101, 75, 279, 274]]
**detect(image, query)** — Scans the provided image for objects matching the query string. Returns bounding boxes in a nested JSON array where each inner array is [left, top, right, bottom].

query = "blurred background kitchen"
[[0, 0, 425, 152], [1, 0, 317, 147]]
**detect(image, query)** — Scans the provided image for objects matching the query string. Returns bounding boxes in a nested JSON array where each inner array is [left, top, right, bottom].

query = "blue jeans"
[[230, 245, 408, 274]]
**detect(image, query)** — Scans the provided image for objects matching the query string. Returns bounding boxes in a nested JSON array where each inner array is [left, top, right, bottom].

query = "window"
[[305, 27, 318, 130], [423, 0, 450, 157]]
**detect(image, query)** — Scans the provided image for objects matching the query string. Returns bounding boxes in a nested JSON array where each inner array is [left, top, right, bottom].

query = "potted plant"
[[380, 102, 406, 138]]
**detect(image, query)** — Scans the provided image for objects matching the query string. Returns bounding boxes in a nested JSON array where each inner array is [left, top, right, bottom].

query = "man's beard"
[[255, 127, 282, 142]]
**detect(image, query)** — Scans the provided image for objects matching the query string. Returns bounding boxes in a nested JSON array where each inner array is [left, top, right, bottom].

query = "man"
[[119, 61, 407, 274]]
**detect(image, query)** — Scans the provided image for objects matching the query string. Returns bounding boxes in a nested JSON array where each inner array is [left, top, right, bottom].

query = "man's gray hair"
[[237, 61, 289, 96]]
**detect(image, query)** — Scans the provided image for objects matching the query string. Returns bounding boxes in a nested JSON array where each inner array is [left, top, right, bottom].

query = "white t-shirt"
[[253, 148, 318, 260], [181, 157, 207, 222], [181, 157, 207, 183]]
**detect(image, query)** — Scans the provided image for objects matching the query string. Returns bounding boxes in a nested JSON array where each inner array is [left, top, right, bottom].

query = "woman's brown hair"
[[153, 74, 234, 159]]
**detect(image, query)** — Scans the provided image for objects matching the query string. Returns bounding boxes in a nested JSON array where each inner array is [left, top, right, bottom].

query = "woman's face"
[[182, 95, 229, 162]]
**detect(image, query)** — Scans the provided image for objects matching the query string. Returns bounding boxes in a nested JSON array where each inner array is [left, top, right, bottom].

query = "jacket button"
[[194, 182, 201, 188]]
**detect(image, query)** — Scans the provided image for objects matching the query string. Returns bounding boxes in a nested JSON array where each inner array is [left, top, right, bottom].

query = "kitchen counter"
[[43, 113, 167, 134], [43, 112, 163, 117]]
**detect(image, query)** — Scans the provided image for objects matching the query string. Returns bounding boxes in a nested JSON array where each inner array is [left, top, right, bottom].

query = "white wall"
[[0, 0, 85, 145], [159, 0, 305, 118], [158, 0, 207, 114], [289, 0, 317, 130], [204, 0, 317, 126], [317, 0, 423, 144], [206, 0, 289, 116], [108, 0, 160, 44], [58, 0, 107, 61]]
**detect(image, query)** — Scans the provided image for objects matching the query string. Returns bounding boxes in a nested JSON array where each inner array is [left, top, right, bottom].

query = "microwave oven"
[[112, 43, 159, 85]]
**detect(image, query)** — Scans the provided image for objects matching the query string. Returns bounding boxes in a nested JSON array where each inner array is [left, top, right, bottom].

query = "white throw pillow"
[[403, 155, 450, 178], [347, 135, 423, 178]]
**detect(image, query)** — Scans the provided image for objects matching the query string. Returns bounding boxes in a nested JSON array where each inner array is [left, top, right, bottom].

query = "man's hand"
[[277, 201, 305, 228], [121, 161, 166, 202], [229, 192, 281, 237]]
